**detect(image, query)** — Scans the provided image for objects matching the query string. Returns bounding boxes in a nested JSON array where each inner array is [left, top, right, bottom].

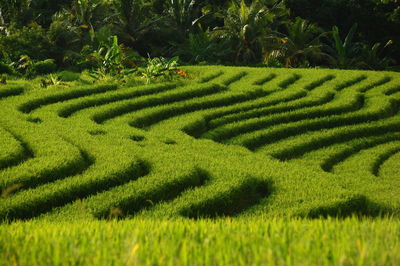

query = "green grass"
[[1, 66, 400, 264], [1, 218, 400, 266]]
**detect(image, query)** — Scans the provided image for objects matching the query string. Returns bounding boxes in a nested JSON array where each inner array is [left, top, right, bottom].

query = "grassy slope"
[[1, 66, 400, 265], [0, 67, 399, 220]]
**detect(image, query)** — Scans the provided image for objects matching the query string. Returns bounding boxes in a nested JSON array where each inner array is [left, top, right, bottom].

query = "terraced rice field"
[[1, 66, 400, 221]]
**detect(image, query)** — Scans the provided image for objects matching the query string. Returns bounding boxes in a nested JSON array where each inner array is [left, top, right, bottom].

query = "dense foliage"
[[0, 0, 399, 76]]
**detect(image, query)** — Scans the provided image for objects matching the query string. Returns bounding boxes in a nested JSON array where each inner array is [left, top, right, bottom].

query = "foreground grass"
[[1, 217, 399, 266]]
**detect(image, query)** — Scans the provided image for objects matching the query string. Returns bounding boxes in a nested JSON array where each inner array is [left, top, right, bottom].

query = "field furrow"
[[90, 83, 226, 124], [18, 84, 118, 114], [332, 141, 400, 176], [206, 72, 335, 123], [204, 90, 361, 142], [0, 126, 31, 171], [199, 72, 373, 139], [45, 152, 207, 220], [0, 154, 147, 220], [127, 89, 274, 129], [289, 133, 400, 172], [0, 86, 25, 100], [57, 83, 179, 118], [232, 92, 398, 151], [257, 116, 400, 160], [379, 151, 400, 178]]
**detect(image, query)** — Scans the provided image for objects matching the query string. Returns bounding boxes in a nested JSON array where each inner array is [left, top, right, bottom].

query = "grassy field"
[[1, 218, 400, 266], [1, 66, 400, 264]]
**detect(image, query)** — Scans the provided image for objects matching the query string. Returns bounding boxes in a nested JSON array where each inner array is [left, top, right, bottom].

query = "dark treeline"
[[0, 0, 399, 75]]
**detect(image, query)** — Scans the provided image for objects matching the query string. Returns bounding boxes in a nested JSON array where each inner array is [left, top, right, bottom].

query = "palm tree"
[[166, 0, 196, 35], [112, 0, 161, 48], [53, 0, 117, 47], [164, 0, 213, 40], [213, 0, 285, 64], [264, 17, 328, 67], [70, 0, 110, 29], [174, 26, 232, 63]]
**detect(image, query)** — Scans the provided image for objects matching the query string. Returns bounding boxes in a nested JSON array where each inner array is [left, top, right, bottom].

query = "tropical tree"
[[164, 0, 198, 37], [325, 23, 362, 69], [264, 17, 328, 67], [46, 0, 115, 67], [54, 0, 115, 43], [213, 0, 287, 64], [111, 0, 161, 51], [0, 0, 33, 27], [174, 26, 232, 63], [358, 40, 395, 70], [70, 0, 114, 29]]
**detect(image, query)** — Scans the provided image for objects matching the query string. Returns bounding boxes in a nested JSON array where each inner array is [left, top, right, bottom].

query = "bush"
[[58, 71, 80, 82], [0, 25, 56, 63], [29, 59, 57, 76], [0, 62, 14, 75], [174, 29, 232, 64]]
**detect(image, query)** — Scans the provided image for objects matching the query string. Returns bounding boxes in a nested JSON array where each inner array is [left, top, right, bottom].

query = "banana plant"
[[88, 35, 137, 80], [325, 23, 361, 69], [140, 56, 179, 83], [359, 40, 395, 70], [98, 35, 122, 75]]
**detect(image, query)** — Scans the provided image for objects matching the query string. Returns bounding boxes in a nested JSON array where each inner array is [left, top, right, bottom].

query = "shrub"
[[174, 28, 232, 64], [140, 56, 179, 83], [28, 59, 57, 76], [58, 71, 80, 82], [0, 25, 56, 63], [0, 62, 14, 75]]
